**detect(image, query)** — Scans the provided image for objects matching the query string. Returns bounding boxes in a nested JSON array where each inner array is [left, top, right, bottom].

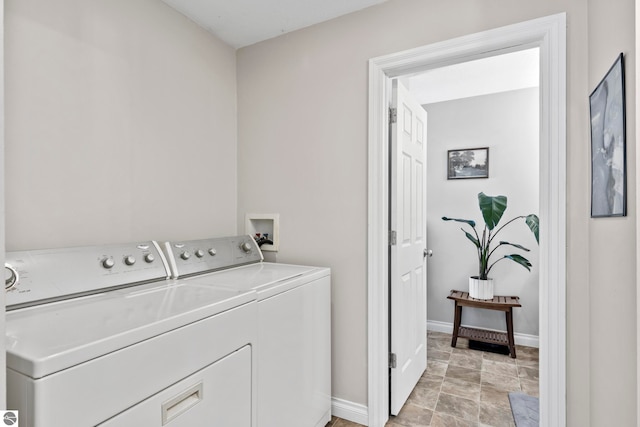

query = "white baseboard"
[[427, 320, 539, 348], [331, 397, 369, 425]]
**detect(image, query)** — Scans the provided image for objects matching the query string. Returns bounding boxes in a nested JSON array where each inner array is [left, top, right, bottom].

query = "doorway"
[[367, 14, 566, 427], [411, 47, 541, 343], [390, 47, 540, 423]]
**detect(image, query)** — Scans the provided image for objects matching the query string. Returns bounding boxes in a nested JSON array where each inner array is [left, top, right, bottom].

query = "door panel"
[[99, 346, 252, 427], [390, 80, 428, 415]]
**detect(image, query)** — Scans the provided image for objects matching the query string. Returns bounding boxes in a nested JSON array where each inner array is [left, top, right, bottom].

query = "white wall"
[[425, 88, 539, 336], [4, 0, 238, 250]]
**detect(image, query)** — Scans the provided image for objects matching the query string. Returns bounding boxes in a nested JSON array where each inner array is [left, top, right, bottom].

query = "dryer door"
[[99, 345, 252, 427]]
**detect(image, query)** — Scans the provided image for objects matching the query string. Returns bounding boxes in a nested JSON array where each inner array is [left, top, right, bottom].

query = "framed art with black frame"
[[447, 147, 489, 180], [590, 53, 626, 218]]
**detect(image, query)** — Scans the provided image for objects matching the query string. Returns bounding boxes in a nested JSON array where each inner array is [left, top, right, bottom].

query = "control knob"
[[181, 251, 191, 260], [208, 248, 217, 256], [240, 242, 252, 253], [144, 253, 155, 263], [124, 256, 136, 266], [5, 265, 18, 290], [195, 249, 204, 258], [102, 257, 115, 269]]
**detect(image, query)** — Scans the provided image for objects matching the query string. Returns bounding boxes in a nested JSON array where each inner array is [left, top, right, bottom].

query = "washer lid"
[[178, 262, 330, 300], [6, 282, 256, 379]]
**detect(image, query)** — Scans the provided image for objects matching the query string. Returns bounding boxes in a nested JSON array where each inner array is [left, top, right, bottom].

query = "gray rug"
[[509, 392, 539, 427]]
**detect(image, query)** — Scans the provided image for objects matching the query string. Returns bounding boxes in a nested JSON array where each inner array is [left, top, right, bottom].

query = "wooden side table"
[[447, 290, 521, 358]]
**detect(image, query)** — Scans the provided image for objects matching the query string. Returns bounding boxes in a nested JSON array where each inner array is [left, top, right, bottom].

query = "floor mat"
[[508, 392, 539, 427]]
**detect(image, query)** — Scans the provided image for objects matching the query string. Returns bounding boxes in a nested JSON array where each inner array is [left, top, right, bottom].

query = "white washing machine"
[[5, 241, 258, 427], [162, 235, 332, 427]]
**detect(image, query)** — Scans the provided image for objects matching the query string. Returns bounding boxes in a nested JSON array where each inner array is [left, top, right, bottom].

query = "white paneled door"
[[389, 80, 428, 415]]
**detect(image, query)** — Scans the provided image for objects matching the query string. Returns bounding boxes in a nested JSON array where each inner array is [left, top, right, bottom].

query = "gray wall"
[[425, 88, 539, 336], [5, 0, 239, 250]]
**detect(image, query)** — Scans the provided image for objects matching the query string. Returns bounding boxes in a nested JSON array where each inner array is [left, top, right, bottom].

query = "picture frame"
[[447, 147, 489, 180], [590, 53, 626, 217]]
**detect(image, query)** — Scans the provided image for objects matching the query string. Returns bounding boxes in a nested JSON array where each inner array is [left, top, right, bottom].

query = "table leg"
[[506, 308, 516, 358], [451, 303, 462, 348]]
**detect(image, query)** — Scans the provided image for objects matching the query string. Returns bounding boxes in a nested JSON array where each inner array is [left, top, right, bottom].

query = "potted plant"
[[442, 192, 539, 300]]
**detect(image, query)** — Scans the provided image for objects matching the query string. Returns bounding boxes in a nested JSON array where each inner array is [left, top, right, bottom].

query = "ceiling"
[[159, 1, 538, 102], [161, 0, 388, 48], [407, 48, 540, 105]]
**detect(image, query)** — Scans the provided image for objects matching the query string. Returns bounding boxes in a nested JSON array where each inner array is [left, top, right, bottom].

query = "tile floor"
[[328, 330, 539, 427]]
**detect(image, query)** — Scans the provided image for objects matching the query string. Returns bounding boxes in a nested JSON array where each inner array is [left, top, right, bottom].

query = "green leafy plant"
[[442, 192, 539, 280]]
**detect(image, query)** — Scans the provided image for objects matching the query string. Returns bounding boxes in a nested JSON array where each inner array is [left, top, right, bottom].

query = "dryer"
[[5, 241, 257, 427], [162, 235, 332, 427]]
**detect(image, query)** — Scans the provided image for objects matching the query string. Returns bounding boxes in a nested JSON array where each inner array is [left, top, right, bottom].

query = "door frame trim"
[[367, 13, 566, 427]]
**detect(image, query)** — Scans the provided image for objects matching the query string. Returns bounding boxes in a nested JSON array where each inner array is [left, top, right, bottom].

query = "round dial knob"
[[102, 257, 115, 269], [208, 248, 217, 256], [5, 265, 18, 290], [124, 255, 136, 266], [195, 249, 204, 258], [240, 242, 252, 253], [180, 251, 191, 260], [144, 253, 155, 263]]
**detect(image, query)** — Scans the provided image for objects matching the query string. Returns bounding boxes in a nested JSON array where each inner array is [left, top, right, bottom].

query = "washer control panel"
[[5, 241, 171, 310], [163, 235, 262, 279]]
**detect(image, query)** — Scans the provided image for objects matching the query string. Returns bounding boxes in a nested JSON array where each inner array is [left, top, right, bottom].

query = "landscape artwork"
[[447, 147, 489, 180]]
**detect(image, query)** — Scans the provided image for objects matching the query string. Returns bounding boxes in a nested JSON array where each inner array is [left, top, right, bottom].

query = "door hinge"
[[388, 230, 397, 246], [389, 107, 397, 124], [389, 352, 397, 369]]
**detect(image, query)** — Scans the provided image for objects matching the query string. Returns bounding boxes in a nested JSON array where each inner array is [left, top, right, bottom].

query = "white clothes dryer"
[[162, 235, 332, 427]]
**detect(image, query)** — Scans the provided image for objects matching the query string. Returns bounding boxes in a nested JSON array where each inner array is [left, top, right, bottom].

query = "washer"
[[5, 241, 258, 427], [162, 235, 331, 427]]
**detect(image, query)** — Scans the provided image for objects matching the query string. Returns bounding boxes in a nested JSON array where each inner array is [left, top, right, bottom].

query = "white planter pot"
[[469, 277, 494, 300]]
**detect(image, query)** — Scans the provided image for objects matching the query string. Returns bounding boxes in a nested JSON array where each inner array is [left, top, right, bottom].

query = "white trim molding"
[[368, 13, 566, 427], [427, 320, 540, 348], [331, 397, 368, 426]]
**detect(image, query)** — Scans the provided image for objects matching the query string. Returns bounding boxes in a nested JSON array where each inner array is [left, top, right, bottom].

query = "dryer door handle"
[[162, 382, 203, 425]]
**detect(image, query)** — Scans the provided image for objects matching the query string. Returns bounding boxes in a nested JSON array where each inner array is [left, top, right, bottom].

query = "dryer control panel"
[[163, 235, 263, 279], [5, 241, 171, 310]]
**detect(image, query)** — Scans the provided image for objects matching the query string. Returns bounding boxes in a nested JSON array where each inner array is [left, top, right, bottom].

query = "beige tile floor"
[[328, 331, 539, 427]]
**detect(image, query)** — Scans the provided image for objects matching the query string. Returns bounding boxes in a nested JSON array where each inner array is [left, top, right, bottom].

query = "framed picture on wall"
[[447, 147, 489, 179], [590, 53, 626, 218]]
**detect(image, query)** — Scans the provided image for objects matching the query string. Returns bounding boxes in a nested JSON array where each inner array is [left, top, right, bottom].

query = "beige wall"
[[238, 0, 637, 425], [4, 0, 238, 250], [2, 0, 636, 424], [587, 0, 637, 426]]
